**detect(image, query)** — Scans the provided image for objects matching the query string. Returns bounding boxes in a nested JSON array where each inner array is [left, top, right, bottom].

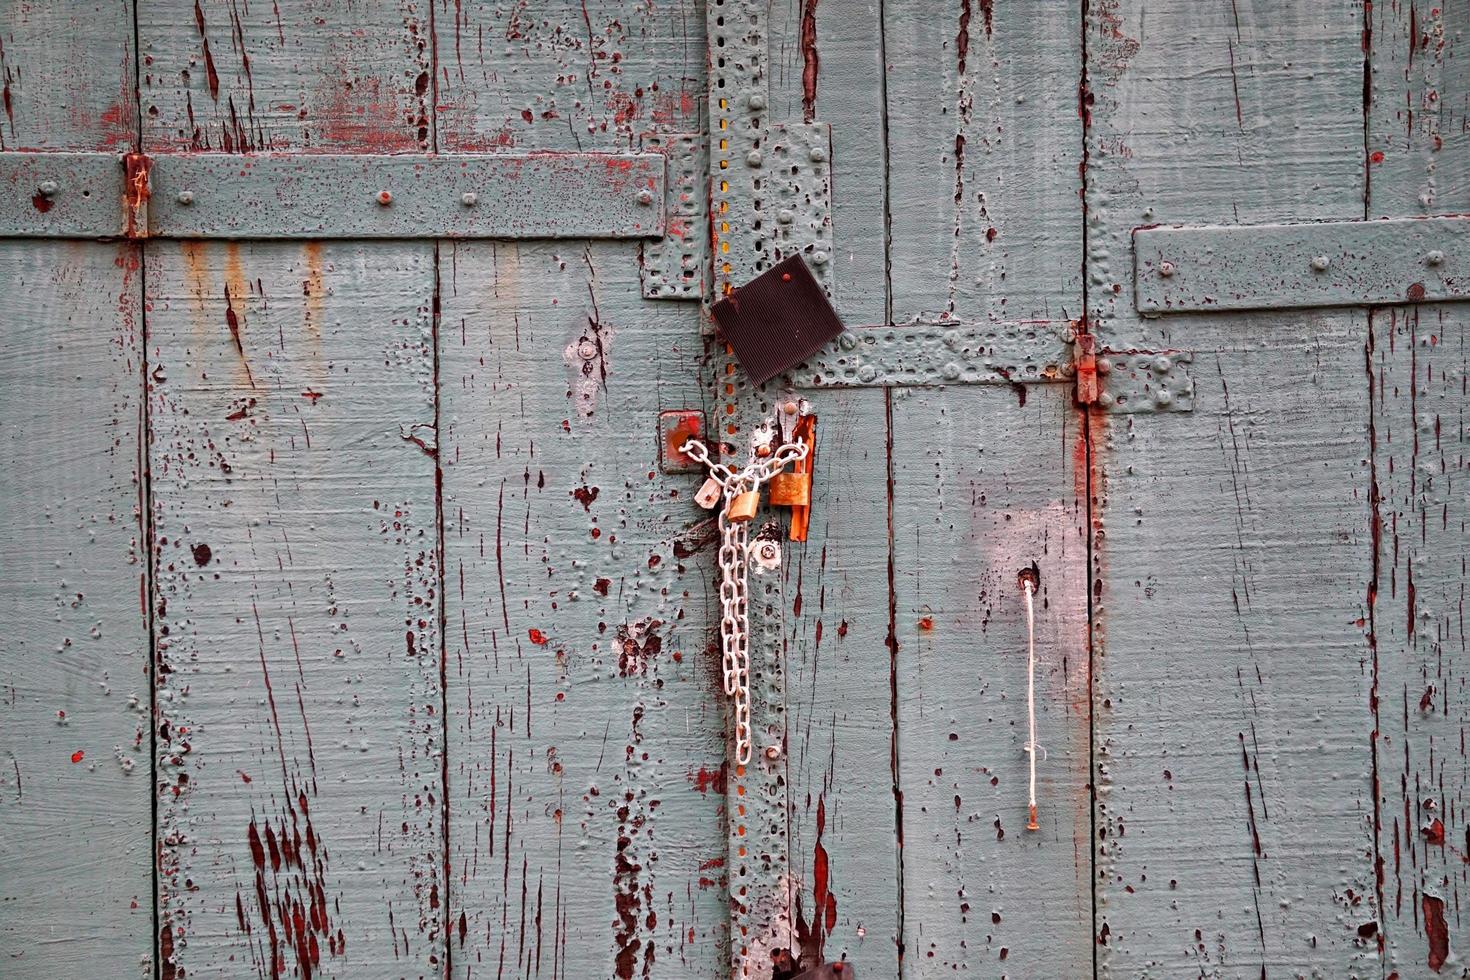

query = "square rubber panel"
[[710, 254, 845, 386]]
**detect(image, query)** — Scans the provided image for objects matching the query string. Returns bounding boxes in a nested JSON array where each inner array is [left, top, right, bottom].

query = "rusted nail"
[[461, 191, 478, 207], [1158, 260, 1175, 277], [37, 179, 58, 197], [1310, 254, 1331, 272], [636, 188, 654, 206], [376, 189, 393, 206], [176, 190, 194, 206]]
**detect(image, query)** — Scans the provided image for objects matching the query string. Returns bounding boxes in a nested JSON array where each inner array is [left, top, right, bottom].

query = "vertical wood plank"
[[1369, 5, 1470, 972], [1087, 1, 1381, 974], [0, 5, 145, 974], [439, 240, 727, 978], [766, 2, 899, 976], [138, 0, 434, 152], [434, 0, 705, 153], [0, 242, 151, 976], [148, 242, 444, 978], [883, 2, 1090, 976]]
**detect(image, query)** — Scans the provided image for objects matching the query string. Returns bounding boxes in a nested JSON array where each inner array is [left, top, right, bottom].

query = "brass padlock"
[[726, 490, 759, 523], [766, 471, 811, 507]]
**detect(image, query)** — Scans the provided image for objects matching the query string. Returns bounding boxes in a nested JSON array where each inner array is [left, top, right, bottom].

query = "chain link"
[[683, 430, 809, 766]]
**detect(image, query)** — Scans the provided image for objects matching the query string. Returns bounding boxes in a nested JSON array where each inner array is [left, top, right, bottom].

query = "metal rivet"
[[809, 146, 827, 163], [461, 192, 478, 207], [1158, 260, 1175, 277], [748, 93, 766, 111], [838, 333, 858, 351], [746, 150, 763, 167], [783, 401, 799, 415], [1310, 255, 1331, 272], [1154, 389, 1174, 407], [636, 188, 654, 206], [811, 250, 829, 266], [1096, 357, 1113, 375], [858, 364, 877, 383], [577, 341, 598, 361], [1153, 355, 1172, 373], [376, 190, 393, 206], [1426, 250, 1445, 266], [764, 744, 781, 761], [778, 209, 794, 224], [37, 180, 59, 197], [1098, 391, 1115, 407], [175, 190, 194, 206]]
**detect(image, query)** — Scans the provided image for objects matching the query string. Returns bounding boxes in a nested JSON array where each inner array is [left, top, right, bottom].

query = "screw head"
[[746, 149, 763, 168], [636, 188, 654, 206], [376, 190, 393, 206], [175, 190, 194, 205], [1158, 260, 1175, 277], [577, 341, 597, 361], [37, 180, 59, 197], [461, 191, 478, 207], [1310, 254, 1331, 272], [1426, 249, 1445, 266]]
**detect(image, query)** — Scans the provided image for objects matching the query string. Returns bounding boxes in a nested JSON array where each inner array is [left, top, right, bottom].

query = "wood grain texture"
[[1086, 1, 1382, 975], [766, 3, 899, 976], [0, 242, 150, 977], [138, 0, 433, 152], [0, 1, 135, 150], [1369, 6, 1470, 973], [149, 242, 444, 978], [893, 385, 1091, 977], [434, 0, 705, 153], [439, 240, 727, 979]]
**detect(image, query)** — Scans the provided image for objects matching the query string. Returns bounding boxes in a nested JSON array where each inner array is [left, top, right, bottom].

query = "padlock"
[[766, 471, 811, 507], [694, 476, 722, 510], [726, 490, 760, 523]]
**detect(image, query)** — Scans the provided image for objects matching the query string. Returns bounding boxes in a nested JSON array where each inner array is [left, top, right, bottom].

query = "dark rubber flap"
[[710, 254, 845, 386]]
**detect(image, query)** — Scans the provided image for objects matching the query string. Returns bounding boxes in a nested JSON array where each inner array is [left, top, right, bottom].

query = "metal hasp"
[[0, 151, 664, 239], [1135, 216, 1470, 313]]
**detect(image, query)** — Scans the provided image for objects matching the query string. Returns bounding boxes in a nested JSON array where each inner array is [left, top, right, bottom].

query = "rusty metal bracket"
[[786, 318, 1074, 388], [640, 133, 708, 300], [1135, 216, 1470, 314], [0, 151, 665, 239]]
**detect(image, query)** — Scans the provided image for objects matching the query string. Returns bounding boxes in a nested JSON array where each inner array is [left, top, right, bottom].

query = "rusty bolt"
[[576, 340, 598, 361], [746, 149, 763, 168], [809, 145, 827, 163], [37, 179, 59, 197], [1310, 254, 1331, 272], [175, 190, 194, 206], [1426, 250, 1445, 266], [376, 190, 393, 206], [1158, 260, 1175, 277], [764, 744, 781, 761], [461, 191, 478, 207], [748, 93, 767, 111]]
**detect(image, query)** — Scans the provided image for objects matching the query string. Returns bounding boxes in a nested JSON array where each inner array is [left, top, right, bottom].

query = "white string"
[[1023, 578, 1039, 831]]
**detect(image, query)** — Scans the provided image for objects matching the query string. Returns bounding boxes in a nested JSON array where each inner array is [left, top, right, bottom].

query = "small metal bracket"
[[640, 133, 708, 300], [785, 319, 1074, 388], [1135, 216, 1470, 314], [0, 151, 665, 239], [1096, 350, 1194, 413]]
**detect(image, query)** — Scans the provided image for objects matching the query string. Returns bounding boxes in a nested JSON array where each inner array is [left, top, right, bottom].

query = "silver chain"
[[682, 432, 808, 766]]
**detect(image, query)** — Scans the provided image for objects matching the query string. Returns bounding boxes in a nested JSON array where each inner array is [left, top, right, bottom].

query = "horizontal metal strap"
[[1135, 216, 1470, 313], [786, 319, 1074, 388], [0, 151, 664, 239]]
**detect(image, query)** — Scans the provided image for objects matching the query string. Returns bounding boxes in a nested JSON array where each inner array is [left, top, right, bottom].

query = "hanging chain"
[[683, 431, 808, 766]]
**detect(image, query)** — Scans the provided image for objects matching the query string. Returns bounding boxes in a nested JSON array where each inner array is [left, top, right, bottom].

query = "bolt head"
[[636, 188, 654, 206], [1158, 260, 1175, 277], [175, 190, 194, 205], [1310, 254, 1331, 272], [37, 180, 59, 197], [1427, 249, 1445, 266], [461, 191, 478, 207], [376, 190, 393, 206]]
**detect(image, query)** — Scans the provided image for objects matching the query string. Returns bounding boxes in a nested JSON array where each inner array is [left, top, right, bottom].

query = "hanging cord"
[[1022, 572, 1040, 831]]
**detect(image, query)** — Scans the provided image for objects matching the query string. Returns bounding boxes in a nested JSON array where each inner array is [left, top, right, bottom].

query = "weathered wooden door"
[[2, 1, 1466, 978]]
